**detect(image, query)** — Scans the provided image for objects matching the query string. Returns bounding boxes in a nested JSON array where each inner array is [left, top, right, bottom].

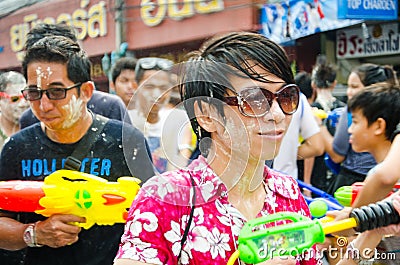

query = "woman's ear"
[[80, 81, 94, 102], [194, 100, 217, 134]]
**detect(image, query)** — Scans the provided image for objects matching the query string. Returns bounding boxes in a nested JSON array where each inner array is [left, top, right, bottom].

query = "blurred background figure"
[[110, 57, 138, 112], [0, 71, 29, 148], [273, 71, 324, 188], [129, 57, 193, 173], [308, 55, 346, 193], [323, 63, 397, 194]]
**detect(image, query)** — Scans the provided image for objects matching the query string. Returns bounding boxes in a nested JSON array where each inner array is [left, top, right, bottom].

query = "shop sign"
[[337, 22, 400, 58], [140, 0, 224, 27], [260, 0, 361, 45], [9, 0, 107, 60], [338, 0, 398, 20]]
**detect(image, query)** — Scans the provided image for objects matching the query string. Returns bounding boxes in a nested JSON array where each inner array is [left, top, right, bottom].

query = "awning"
[[260, 0, 362, 45], [0, 0, 46, 19]]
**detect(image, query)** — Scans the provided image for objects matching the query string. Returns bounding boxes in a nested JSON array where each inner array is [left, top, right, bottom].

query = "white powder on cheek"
[[219, 116, 252, 155], [61, 95, 84, 128]]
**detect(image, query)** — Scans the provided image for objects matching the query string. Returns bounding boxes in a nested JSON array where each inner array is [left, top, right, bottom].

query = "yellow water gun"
[[0, 170, 140, 229]]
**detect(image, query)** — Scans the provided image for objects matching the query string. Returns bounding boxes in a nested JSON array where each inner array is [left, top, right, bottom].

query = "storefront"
[[0, 0, 260, 91], [1, 0, 398, 92]]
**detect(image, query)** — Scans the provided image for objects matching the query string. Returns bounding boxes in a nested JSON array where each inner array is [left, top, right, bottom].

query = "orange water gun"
[[0, 170, 140, 229]]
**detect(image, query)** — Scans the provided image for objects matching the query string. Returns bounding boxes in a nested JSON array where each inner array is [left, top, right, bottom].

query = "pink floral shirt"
[[116, 156, 321, 264]]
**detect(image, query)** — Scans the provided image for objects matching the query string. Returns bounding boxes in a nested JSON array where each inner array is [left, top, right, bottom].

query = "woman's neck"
[[208, 143, 265, 197]]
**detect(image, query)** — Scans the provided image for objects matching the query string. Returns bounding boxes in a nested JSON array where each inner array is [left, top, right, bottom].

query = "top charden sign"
[[338, 0, 398, 20]]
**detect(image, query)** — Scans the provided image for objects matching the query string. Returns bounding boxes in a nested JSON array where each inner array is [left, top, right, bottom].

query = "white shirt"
[[273, 93, 320, 178]]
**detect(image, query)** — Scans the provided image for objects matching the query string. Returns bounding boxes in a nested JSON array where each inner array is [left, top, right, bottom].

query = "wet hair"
[[111, 57, 137, 84], [22, 35, 91, 85], [311, 55, 337, 89], [24, 23, 78, 51], [352, 63, 397, 87], [0, 71, 26, 92], [348, 83, 400, 140], [295, 71, 312, 99], [179, 31, 294, 141]]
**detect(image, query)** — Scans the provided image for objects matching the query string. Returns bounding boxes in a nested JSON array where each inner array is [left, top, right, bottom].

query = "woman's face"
[[347, 72, 365, 100], [210, 65, 293, 162]]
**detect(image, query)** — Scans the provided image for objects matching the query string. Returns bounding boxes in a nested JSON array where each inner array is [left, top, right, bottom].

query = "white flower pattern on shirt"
[[116, 156, 320, 265]]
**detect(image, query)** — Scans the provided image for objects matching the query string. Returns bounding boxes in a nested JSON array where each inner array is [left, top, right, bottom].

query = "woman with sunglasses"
[[0, 71, 30, 149], [114, 32, 320, 265]]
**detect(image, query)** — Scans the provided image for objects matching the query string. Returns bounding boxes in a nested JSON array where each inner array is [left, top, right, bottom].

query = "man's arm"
[[0, 215, 29, 250], [352, 133, 400, 207], [0, 214, 85, 250], [320, 126, 345, 163], [297, 132, 324, 159]]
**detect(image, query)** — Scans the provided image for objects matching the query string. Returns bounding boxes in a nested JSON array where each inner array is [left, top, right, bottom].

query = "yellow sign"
[[9, 0, 107, 59], [141, 0, 224, 27]]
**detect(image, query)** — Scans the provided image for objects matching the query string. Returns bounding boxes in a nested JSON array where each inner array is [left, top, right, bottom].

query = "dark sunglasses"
[[135, 57, 173, 72], [21, 83, 82, 101], [223, 84, 300, 117], [0, 92, 25, 103]]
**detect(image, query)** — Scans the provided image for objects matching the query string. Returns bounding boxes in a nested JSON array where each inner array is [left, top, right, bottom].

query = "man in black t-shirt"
[[0, 35, 154, 265]]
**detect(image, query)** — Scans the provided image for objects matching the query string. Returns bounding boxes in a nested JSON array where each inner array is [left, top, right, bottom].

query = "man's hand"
[[35, 214, 85, 248]]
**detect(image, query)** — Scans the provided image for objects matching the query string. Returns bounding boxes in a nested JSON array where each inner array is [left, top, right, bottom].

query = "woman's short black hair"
[[179, 31, 294, 142]]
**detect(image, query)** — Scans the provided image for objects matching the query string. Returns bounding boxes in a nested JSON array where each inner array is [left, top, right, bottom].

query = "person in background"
[[0, 71, 30, 264], [114, 31, 319, 265], [0, 71, 30, 148], [311, 55, 346, 114], [0, 35, 154, 265], [110, 57, 138, 113], [294, 72, 319, 190], [308, 56, 346, 193], [19, 23, 131, 129], [129, 57, 193, 173], [322, 64, 397, 195], [273, 71, 324, 186], [333, 83, 400, 264]]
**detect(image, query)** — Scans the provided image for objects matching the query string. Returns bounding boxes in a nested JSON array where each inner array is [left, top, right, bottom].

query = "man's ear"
[[373, 117, 387, 137], [80, 81, 94, 102], [109, 81, 116, 94], [194, 100, 217, 134]]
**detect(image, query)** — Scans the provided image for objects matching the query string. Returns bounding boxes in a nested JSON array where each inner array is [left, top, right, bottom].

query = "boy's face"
[[113, 69, 137, 107], [348, 109, 373, 153], [136, 70, 171, 115]]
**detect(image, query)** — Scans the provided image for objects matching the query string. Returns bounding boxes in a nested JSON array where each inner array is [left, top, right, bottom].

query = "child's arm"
[[352, 132, 400, 208]]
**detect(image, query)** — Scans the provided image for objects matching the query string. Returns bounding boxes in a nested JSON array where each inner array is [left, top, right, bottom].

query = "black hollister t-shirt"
[[0, 116, 155, 265]]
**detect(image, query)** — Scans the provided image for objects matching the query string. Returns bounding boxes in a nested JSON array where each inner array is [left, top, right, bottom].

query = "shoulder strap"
[[64, 114, 109, 171], [178, 173, 196, 262]]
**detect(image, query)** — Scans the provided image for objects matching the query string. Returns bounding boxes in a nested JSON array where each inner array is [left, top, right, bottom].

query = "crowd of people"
[[0, 22, 399, 265]]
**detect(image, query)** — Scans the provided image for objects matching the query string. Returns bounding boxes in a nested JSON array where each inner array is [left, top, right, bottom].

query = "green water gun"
[[227, 200, 400, 264]]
